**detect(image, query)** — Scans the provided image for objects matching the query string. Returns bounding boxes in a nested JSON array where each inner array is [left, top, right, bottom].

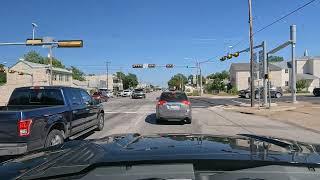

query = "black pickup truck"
[[0, 86, 104, 156]]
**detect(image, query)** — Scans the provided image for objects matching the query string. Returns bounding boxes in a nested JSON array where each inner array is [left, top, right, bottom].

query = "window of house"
[[65, 75, 69, 82], [285, 81, 289, 86], [53, 74, 57, 81], [59, 74, 63, 81], [285, 69, 289, 73]]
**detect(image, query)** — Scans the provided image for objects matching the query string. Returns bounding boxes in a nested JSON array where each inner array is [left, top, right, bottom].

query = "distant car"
[[122, 90, 132, 97], [92, 91, 109, 102], [313, 88, 320, 96], [132, 89, 146, 99], [239, 87, 282, 99], [99, 89, 114, 98], [117, 90, 124, 97], [156, 91, 192, 124]]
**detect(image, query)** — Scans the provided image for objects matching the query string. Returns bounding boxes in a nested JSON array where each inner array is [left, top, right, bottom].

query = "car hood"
[[2, 133, 320, 179]]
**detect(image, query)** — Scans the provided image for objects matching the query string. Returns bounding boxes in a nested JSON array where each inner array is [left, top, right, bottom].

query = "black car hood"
[[2, 133, 320, 179]]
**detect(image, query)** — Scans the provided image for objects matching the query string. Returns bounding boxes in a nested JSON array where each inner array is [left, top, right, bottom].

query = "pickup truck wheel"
[[95, 114, 104, 131], [45, 130, 64, 147]]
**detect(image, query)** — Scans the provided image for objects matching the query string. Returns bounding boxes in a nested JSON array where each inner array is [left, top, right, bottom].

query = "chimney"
[[304, 49, 309, 57]]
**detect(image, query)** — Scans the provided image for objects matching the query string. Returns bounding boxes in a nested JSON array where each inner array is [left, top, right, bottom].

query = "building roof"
[[271, 61, 289, 69], [296, 56, 320, 61], [230, 63, 282, 72], [13, 60, 72, 74], [297, 73, 319, 80]]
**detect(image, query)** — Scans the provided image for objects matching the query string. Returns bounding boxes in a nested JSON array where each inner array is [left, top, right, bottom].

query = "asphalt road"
[[81, 91, 320, 144]]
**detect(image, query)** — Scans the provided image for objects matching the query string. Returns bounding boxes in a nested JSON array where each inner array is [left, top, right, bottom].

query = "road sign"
[[26, 39, 43, 46], [258, 50, 264, 79], [166, 64, 174, 68], [57, 40, 83, 48]]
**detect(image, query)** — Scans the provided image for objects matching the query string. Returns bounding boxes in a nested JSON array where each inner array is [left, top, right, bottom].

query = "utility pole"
[[48, 46, 53, 86], [199, 64, 203, 96], [106, 61, 111, 90], [290, 25, 297, 103], [262, 41, 268, 106], [248, 0, 255, 107]]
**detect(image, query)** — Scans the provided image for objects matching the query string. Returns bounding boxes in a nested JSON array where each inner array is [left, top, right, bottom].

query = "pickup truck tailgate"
[[0, 111, 21, 142]]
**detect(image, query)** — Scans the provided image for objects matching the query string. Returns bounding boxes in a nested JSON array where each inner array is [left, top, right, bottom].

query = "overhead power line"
[[205, 0, 318, 63]]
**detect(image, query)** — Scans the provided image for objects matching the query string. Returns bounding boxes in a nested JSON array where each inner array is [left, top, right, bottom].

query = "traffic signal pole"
[[248, 0, 255, 107], [262, 41, 268, 106]]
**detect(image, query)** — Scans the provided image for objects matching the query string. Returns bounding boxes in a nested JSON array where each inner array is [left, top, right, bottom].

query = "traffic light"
[[132, 64, 143, 68], [233, 52, 240, 57], [0, 68, 5, 73], [26, 39, 43, 46], [8, 70, 16, 73], [220, 56, 227, 61], [57, 40, 83, 48], [166, 64, 174, 68], [227, 54, 233, 59], [148, 64, 156, 68], [18, 72, 24, 75]]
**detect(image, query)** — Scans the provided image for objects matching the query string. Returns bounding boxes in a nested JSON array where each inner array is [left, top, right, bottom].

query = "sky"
[[0, 0, 319, 86]]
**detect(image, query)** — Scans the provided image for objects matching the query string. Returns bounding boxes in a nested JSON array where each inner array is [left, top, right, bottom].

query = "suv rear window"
[[160, 92, 188, 102], [8, 89, 64, 106]]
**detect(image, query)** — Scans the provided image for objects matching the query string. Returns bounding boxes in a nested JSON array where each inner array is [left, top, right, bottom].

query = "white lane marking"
[[231, 100, 245, 104], [192, 106, 207, 108], [105, 111, 154, 114]]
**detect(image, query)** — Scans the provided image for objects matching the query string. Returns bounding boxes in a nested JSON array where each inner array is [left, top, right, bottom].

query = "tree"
[[23, 50, 65, 68], [123, 73, 138, 89], [71, 66, 86, 81], [116, 72, 126, 82], [205, 70, 230, 93], [0, 64, 6, 85], [168, 74, 188, 90], [296, 79, 309, 92], [268, 56, 284, 62]]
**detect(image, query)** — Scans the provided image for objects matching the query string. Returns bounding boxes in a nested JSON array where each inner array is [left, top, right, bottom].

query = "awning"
[[297, 73, 319, 80]]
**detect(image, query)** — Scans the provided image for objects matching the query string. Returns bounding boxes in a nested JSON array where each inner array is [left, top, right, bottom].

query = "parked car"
[[117, 90, 124, 97], [92, 91, 109, 102], [99, 89, 114, 98], [122, 89, 132, 97], [0, 86, 104, 156], [156, 91, 192, 124], [132, 88, 146, 99], [313, 88, 320, 96], [239, 87, 282, 99]]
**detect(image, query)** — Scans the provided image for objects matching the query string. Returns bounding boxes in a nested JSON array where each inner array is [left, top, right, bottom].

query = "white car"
[[122, 90, 132, 97]]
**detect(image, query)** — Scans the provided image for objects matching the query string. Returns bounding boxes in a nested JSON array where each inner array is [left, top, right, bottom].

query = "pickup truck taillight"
[[157, 100, 167, 106], [18, 119, 32, 137]]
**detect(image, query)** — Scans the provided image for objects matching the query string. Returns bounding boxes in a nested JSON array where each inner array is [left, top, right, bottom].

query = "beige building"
[[229, 55, 320, 92], [0, 60, 73, 105], [85, 74, 123, 91], [294, 56, 320, 92], [229, 63, 282, 90]]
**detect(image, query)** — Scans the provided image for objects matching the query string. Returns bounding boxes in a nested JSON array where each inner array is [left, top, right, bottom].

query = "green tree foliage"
[[70, 66, 86, 81], [123, 73, 138, 89], [23, 50, 65, 68], [116, 72, 126, 82], [23, 51, 85, 81], [296, 79, 309, 92], [205, 71, 230, 93], [0, 64, 6, 85], [168, 74, 188, 90], [268, 56, 284, 62]]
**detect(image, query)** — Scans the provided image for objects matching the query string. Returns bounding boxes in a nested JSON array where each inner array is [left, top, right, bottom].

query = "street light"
[[31, 23, 38, 40]]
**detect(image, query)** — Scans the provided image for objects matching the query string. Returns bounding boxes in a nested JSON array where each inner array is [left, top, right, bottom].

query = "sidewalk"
[[224, 101, 320, 134]]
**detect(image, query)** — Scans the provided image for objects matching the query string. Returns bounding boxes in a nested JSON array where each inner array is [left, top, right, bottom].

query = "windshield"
[[1, 0, 320, 179]]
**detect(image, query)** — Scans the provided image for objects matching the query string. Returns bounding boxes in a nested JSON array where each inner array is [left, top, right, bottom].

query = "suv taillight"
[[157, 100, 167, 106], [182, 100, 191, 105], [18, 119, 32, 137]]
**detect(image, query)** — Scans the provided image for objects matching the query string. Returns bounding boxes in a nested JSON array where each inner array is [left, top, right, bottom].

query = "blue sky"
[[0, 0, 319, 86]]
